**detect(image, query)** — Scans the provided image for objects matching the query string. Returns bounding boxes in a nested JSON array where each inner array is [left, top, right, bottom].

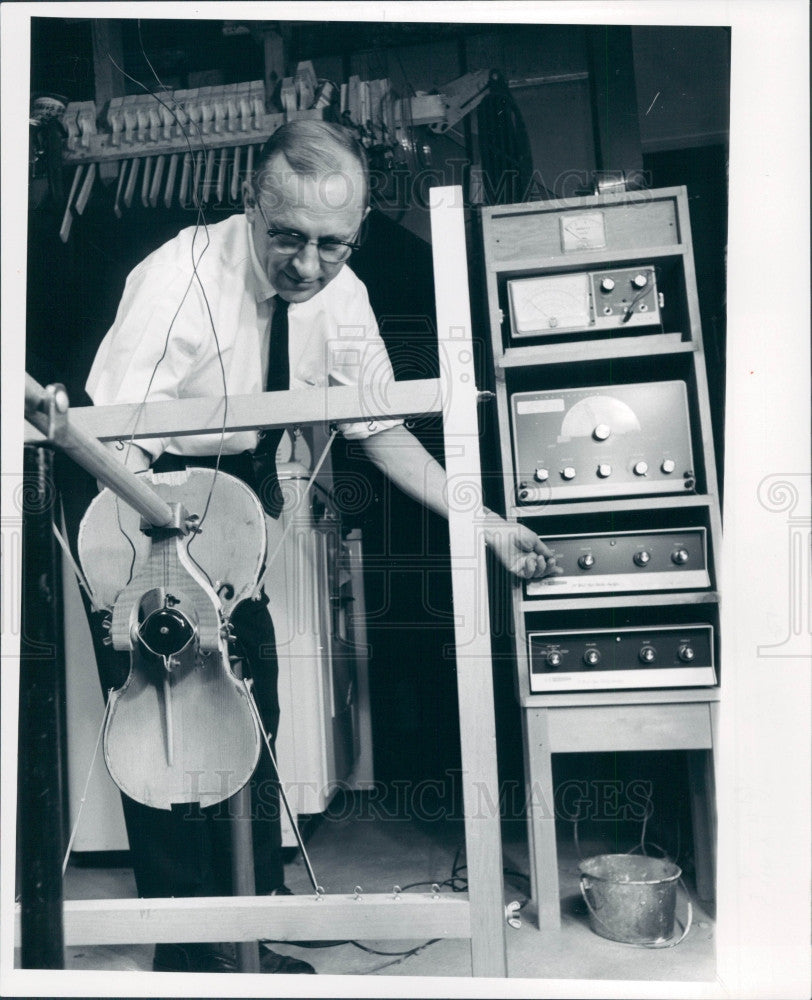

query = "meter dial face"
[[560, 212, 607, 252], [509, 273, 590, 334], [559, 395, 641, 440]]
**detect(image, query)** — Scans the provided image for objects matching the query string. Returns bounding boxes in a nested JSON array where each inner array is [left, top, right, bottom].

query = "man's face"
[[244, 152, 368, 304]]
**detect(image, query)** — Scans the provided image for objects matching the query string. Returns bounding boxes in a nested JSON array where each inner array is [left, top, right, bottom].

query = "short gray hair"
[[253, 120, 369, 208]]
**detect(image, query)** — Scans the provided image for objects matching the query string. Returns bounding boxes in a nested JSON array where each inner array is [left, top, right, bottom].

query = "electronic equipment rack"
[[479, 187, 722, 930]]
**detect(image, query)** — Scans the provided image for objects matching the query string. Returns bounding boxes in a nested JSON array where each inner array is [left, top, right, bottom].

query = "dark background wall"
[[26, 17, 729, 862]]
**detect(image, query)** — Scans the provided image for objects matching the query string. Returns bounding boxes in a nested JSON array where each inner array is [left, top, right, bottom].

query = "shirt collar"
[[245, 214, 276, 303]]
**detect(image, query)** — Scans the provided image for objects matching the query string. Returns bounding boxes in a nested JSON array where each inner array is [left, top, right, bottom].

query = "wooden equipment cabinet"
[[479, 187, 722, 930]]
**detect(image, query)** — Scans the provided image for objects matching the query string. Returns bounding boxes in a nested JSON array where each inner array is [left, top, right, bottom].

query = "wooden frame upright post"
[[430, 186, 508, 976]]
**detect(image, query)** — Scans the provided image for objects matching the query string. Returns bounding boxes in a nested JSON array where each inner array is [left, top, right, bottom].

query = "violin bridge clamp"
[[140, 501, 192, 537]]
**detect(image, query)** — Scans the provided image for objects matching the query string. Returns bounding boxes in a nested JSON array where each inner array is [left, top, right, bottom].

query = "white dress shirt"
[[86, 213, 401, 458]]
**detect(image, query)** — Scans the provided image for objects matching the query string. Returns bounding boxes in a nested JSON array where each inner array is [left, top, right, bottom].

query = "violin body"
[[79, 467, 267, 809]]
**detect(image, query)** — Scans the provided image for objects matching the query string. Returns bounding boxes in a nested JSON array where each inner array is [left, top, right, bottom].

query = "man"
[[87, 120, 559, 974]]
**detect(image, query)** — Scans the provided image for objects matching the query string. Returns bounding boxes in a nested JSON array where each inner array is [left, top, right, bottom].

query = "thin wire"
[[106, 38, 230, 537], [134, 25, 232, 493], [52, 518, 101, 613], [253, 429, 339, 594], [351, 938, 440, 966], [394, 49, 417, 97], [62, 691, 113, 875], [242, 679, 321, 894], [621, 280, 655, 323]]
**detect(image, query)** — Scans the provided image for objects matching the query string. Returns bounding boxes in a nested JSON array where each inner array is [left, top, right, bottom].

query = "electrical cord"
[[101, 26, 232, 588], [260, 843, 531, 971], [569, 782, 682, 864]]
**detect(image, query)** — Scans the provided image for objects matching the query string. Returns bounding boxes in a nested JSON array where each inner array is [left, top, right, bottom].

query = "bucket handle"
[[579, 876, 693, 949]]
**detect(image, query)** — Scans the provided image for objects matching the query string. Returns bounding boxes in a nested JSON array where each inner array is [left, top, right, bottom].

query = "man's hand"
[[482, 511, 562, 580]]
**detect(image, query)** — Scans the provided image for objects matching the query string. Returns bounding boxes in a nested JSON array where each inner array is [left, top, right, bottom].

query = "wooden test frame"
[[16, 187, 509, 978]]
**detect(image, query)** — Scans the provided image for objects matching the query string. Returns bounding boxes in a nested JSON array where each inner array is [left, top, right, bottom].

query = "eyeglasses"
[[254, 200, 363, 264]]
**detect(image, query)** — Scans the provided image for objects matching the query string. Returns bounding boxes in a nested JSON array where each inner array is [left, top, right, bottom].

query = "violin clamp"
[[140, 501, 191, 537]]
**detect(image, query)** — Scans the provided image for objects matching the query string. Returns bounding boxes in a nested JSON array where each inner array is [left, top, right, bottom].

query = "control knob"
[[638, 645, 657, 664], [546, 650, 563, 669], [597, 463, 612, 478], [633, 549, 651, 567], [661, 458, 676, 474], [678, 644, 696, 663], [583, 648, 601, 668], [578, 553, 595, 570], [593, 423, 611, 441], [633, 460, 649, 477], [632, 273, 649, 289], [561, 466, 577, 481], [600, 276, 616, 292], [534, 467, 549, 483], [671, 548, 690, 565]]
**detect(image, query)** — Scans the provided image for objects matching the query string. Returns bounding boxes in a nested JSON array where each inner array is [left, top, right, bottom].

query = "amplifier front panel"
[[528, 624, 716, 692], [508, 266, 661, 339], [511, 381, 695, 503], [525, 527, 709, 597]]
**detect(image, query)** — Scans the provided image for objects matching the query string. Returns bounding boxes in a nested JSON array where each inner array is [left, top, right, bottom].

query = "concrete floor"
[[50, 792, 716, 991]]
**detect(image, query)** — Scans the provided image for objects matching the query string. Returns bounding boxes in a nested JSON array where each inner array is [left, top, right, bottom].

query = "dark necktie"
[[252, 296, 289, 518]]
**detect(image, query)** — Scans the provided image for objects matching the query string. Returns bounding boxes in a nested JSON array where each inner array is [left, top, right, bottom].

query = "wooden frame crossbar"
[[25, 379, 445, 445], [16, 187, 508, 978], [19, 895, 473, 947]]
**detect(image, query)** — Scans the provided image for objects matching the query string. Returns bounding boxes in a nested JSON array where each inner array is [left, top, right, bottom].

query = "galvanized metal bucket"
[[579, 853, 690, 947]]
